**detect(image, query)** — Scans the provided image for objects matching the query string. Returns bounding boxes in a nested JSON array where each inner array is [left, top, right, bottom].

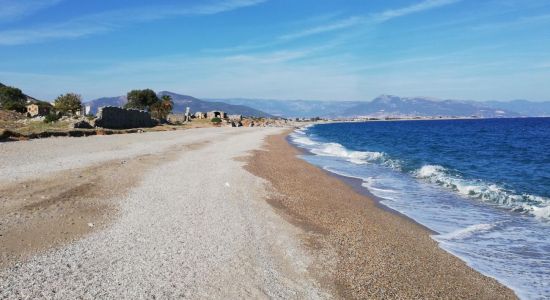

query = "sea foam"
[[414, 164, 550, 220]]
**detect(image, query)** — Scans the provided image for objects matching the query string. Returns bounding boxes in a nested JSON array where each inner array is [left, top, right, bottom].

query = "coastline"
[[245, 130, 517, 299]]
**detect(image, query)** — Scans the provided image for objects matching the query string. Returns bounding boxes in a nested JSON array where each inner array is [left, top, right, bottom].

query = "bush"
[[44, 113, 61, 123], [2, 101, 26, 113], [54, 93, 82, 115], [211, 117, 222, 124]]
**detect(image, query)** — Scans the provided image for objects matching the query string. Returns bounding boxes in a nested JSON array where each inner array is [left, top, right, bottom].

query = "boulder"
[[72, 120, 93, 129]]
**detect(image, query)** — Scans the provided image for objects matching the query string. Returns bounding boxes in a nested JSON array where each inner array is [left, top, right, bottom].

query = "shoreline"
[[285, 135, 438, 235], [246, 130, 517, 299]]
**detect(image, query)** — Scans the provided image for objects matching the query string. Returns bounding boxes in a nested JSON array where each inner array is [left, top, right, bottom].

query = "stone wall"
[[95, 106, 155, 129], [167, 114, 188, 123]]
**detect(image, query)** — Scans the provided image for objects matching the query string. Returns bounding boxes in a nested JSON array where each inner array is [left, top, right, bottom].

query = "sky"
[[0, 0, 549, 102]]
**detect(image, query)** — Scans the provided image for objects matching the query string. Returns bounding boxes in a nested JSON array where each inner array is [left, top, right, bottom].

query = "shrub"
[[54, 93, 82, 115], [44, 112, 61, 123], [211, 117, 222, 124]]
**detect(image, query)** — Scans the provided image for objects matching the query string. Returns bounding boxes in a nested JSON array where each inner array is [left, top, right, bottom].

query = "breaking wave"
[[291, 126, 550, 220], [414, 164, 550, 220], [436, 223, 496, 240], [291, 128, 399, 166]]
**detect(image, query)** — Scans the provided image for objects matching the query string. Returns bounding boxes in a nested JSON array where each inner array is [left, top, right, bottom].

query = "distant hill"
[[210, 98, 360, 118], [341, 95, 519, 118], [0, 82, 40, 102], [483, 100, 550, 117], [85, 91, 272, 117], [214, 95, 527, 118], [85, 96, 128, 114]]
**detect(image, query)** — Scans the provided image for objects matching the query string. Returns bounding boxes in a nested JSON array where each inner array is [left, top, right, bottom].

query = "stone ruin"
[[167, 107, 192, 124], [194, 112, 206, 119], [207, 111, 227, 119], [95, 106, 155, 129]]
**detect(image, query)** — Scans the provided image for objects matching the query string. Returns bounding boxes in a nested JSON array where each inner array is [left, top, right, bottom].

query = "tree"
[[0, 85, 26, 113], [54, 93, 82, 115], [125, 89, 159, 110], [150, 95, 174, 120]]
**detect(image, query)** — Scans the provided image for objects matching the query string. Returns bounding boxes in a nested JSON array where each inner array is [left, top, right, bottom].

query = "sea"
[[290, 118, 550, 300]]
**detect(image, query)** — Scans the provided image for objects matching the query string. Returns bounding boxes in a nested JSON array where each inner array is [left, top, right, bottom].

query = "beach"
[[245, 130, 517, 299], [0, 127, 326, 298], [0, 127, 516, 298]]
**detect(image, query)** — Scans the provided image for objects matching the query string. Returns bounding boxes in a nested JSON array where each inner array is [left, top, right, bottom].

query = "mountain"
[[211, 95, 521, 118], [483, 100, 550, 117], [85, 91, 272, 117], [342, 95, 520, 118], [158, 92, 273, 117], [209, 98, 360, 118], [0, 82, 39, 102], [85, 96, 127, 114]]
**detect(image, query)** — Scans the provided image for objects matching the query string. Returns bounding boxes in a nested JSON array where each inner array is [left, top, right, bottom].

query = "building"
[[194, 112, 206, 119], [228, 114, 242, 121], [207, 111, 227, 119], [26, 102, 52, 117]]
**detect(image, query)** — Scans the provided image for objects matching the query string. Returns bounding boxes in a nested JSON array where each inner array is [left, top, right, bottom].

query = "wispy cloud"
[[0, 0, 64, 22], [279, 16, 365, 40], [0, 0, 266, 46], [373, 0, 460, 22], [277, 0, 460, 41], [472, 13, 550, 31]]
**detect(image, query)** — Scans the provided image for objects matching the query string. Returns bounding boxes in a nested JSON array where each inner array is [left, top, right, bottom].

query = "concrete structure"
[[194, 112, 206, 119], [26, 103, 52, 117], [95, 106, 155, 129], [228, 114, 242, 121], [207, 111, 227, 119], [167, 114, 188, 124]]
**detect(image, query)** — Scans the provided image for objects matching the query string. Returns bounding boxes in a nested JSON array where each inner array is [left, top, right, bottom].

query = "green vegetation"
[[125, 89, 174, 120], [44, 112, 61, 123], [54, 93, 82, 115], [150, 95, 174, 120], [125, 89, 159, 110], [0, 85, 26, 113], [211, 117, 222, 124]]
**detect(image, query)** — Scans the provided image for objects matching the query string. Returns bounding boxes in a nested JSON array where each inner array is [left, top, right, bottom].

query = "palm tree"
[[150, 95, 174, 120], [160, 95, 174, 117]]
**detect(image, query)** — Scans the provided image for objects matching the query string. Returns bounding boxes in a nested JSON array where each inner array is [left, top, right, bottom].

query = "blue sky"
[[1, 0, 549, 102]]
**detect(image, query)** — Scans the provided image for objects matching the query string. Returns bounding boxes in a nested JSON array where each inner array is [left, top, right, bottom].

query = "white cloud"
[[279, 16, 365, 40], [0, 0, 63, 22], [275, 0, 460, 41], [0, 0, 267, 46], [373, 0, 460, 22]]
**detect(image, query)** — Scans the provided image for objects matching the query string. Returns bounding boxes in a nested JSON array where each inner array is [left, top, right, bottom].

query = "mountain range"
[[85, 91, 273, 117], [212, 95, 550, 118], [4, 82, 548, 119]]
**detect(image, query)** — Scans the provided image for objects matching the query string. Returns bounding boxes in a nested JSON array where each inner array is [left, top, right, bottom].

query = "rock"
[[72, 120, 93, 129]]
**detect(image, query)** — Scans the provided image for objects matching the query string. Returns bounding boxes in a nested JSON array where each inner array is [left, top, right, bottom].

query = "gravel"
[[0, 128, 328, 299]]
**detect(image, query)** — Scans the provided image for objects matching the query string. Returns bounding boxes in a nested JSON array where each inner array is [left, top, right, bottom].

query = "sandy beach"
[[0, 127, 516, 298], [245, 131, 517, 299]]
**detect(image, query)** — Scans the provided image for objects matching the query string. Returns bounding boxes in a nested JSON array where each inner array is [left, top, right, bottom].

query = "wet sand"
[[245, 130, 517, 299]]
